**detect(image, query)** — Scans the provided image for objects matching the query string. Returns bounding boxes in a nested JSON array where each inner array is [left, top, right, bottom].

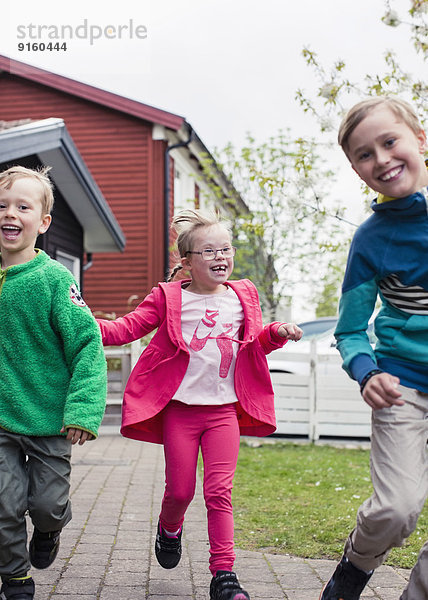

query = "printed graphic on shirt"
[[69, 284, 87, 307], [189, 299, 238, 378]]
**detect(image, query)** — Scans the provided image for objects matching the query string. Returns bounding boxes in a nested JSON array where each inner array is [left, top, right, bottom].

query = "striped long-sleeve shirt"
[[334, 186, 428, 393]]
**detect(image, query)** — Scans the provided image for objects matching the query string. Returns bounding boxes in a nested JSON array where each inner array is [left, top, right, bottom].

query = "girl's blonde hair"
[[168, 208, 232, 282], [338, 96, 424, 156], [0, 165, 54, 214]]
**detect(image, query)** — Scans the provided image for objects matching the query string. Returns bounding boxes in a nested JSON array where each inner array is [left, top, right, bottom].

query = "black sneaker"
[[29, 528, 61, 569], [154, 521, 182, 569], [0, 577, 35, 599], [320, 555, 373, 600], [210, 570, 250, 600]]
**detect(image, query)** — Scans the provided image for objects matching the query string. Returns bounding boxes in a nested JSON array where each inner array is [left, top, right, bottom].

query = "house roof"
[[0, 54, 248, 214], [0, 54, 185, 130], [0, 118, 126, 252]]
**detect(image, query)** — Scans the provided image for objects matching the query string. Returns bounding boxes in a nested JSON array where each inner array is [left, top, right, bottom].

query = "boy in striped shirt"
[[320, 97, 428, 600]]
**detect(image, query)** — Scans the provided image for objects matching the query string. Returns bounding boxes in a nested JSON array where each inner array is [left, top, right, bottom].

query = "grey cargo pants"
[[0, 431, 72, 580]]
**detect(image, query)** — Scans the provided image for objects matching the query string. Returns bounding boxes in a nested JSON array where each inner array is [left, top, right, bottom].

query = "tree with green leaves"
[[199, 131, 348, 321], [295, 0, 427, 316], [296, 0, 427, 134]]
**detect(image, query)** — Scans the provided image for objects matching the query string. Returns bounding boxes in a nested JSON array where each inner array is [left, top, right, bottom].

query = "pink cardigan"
[[97, 279, 288, 443]]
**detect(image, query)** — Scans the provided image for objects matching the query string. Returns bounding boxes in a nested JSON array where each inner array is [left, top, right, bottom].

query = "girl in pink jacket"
[[97, 209, 302, 600]]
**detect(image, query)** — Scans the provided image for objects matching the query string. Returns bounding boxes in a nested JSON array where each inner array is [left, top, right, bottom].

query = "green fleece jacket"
[[0, 250, 107, 437]]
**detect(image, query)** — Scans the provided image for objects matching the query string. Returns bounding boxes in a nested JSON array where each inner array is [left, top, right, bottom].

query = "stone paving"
[[28, 433, 411, 599]]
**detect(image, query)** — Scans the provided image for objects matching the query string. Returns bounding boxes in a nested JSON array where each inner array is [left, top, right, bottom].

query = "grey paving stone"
[[103, 571, 147, 586], [148, 578, 193, 595], [53, 577, 101, 595], [100, 586, 147, 600]]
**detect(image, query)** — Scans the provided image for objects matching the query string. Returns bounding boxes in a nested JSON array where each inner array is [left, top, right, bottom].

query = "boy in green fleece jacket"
[[0, 165, 107, 600]]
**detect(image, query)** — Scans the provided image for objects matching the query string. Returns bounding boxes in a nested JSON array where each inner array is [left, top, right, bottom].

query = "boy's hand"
[[277, 323, 303, 341], [362, 373, 404, 410], [61, 427, 93, 445]]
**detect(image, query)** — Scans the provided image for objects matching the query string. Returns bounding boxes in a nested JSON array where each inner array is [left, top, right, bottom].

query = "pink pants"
[[159, 400, 240, 575]]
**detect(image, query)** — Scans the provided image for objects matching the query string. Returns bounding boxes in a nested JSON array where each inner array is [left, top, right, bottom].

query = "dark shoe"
[[154, 521, 182, 569], [29, 528, 61, 569], [210, 570, 250, 600], [320, 555, 373, 600], [0, 577, 35, 599]]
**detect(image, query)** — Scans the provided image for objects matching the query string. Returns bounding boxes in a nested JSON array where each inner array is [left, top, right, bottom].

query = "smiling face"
[[0, 177, 52, 268], [347, 105, 428, 199], [181, 224, 234, 294]]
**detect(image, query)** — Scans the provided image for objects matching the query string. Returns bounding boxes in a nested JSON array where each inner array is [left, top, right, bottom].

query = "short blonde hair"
[[338, 96, 424, 156], [0, 165, 54, 214], [168, 209, 232, 281]]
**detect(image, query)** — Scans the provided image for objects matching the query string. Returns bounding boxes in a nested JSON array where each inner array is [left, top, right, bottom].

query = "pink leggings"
[[159, 400, 240, 575]]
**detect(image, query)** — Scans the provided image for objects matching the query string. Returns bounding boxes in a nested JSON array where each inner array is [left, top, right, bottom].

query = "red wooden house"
[[0, 55, 242, 316]]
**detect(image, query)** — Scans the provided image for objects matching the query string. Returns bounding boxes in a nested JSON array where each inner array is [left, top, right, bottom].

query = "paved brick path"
[[29, 433, 410, 599]]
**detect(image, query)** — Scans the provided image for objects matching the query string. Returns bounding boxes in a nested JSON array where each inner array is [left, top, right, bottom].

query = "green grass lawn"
[[231, 441, 427, 569]]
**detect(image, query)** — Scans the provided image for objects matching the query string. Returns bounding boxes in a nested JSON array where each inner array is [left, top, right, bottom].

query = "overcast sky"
[[3, 1, 422, 145], [2, 1, 423, 211]]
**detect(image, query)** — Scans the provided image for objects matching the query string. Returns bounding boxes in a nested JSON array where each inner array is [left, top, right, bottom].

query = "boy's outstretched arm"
[[361, 372, 404, 410]]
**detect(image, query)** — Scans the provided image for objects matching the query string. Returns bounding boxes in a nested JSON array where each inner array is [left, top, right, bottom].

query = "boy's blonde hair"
[[168, 208, 232, 282], [0, 165, 54, 214], [338, 96, 424, 156]]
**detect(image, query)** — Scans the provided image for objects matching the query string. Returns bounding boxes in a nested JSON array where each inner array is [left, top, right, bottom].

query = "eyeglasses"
[[185, 246, 236, 261]]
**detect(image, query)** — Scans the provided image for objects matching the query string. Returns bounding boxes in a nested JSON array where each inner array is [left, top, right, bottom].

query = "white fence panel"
[[271, 372, 312, 436], [314, 352, 372, 439], [270, 342, 371, 440]]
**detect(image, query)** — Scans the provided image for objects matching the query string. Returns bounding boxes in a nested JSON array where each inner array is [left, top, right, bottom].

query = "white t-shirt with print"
[[173, 286, 245, 405]]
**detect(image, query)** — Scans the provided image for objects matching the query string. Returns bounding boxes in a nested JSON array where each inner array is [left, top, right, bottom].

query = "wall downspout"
[[164, 127, 193, 281]]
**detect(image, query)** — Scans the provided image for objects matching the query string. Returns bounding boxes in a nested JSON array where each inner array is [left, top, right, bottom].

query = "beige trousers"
[[344, 386, 428, 599]]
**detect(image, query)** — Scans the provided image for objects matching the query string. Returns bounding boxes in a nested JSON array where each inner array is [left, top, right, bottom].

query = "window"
[[56, 250, 81, 285], [173, 168, 184, 211]]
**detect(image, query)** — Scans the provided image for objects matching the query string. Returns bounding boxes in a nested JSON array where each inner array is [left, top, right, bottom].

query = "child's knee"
[[204, 487, 233, 514], [28, 495, 71, 530], [204, 479, 233, 506], [362, 497, 420, 540], [390, 499, 421, 537], [166, 487, 195, 510], [0, 495, 27, 522]]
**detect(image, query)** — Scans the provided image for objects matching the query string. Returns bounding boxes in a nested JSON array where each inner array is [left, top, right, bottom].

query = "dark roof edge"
[[0, 54, 185, 130], [0, 118, 125, 251], [59, 126, 126, 251]]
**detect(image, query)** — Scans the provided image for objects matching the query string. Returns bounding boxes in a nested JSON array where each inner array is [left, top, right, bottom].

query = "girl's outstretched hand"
[[277, 323, 303, 341]]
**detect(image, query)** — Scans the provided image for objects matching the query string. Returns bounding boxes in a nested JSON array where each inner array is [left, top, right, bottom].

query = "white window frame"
[[56, 250, 81, 286]]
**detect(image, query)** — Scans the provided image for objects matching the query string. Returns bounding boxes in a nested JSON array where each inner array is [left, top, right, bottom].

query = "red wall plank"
[[0, 74, 166, 316]]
